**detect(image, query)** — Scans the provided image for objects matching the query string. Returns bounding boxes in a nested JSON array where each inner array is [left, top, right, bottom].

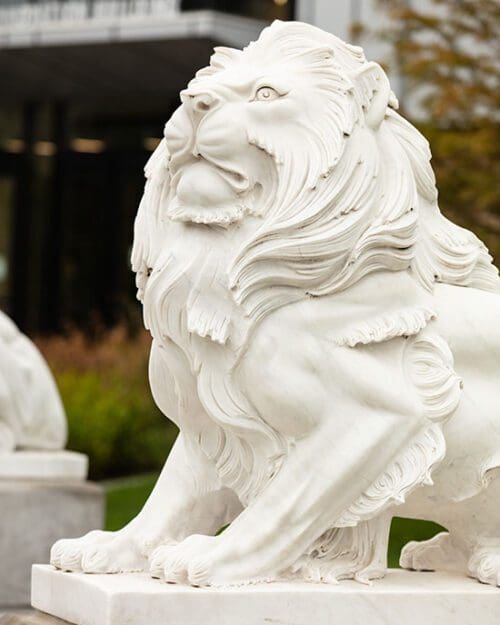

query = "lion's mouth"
[[167, 155, 255, 227], [207, 160, 249, 194], [172, 153, 250, 196]]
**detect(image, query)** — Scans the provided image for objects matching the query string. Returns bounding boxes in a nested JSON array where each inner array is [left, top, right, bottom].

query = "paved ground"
[[0, 611, 67, 624]]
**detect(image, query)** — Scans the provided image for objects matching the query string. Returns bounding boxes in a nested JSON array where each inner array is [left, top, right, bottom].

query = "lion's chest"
[[142, 226, 243, 370], [142, 228, 284, 503]]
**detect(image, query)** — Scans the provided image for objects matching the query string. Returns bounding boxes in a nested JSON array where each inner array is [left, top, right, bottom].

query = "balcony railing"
[[0, 0, 179, 27]]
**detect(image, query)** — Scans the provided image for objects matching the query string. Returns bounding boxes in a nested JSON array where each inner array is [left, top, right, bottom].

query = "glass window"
[[0, 177, 13, 306]]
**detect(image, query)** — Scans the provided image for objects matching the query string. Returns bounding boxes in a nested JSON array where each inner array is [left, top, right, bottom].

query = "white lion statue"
[[0, 310, 66, 451], [51, 21, 500, 587]]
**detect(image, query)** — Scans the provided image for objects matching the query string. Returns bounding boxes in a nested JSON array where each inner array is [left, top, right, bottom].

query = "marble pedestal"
[[0, 472, 103, 609], [31, 565, 500, 625], [0, 451, 88, 480]]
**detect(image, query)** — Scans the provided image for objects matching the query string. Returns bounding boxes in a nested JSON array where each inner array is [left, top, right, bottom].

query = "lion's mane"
[[133, 21, 498, 317], [224, 22, 498, 324], [132, 21, 499, 505]]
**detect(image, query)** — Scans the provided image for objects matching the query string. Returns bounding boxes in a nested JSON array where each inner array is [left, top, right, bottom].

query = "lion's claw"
[[149, 535, 217, 586]]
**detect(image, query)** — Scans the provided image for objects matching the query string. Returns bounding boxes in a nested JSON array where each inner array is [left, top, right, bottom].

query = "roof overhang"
[[0, 11, 268, 105], [0, 10, 267, 50]]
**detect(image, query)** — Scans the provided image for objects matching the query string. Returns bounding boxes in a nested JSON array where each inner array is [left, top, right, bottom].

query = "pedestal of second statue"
[[0, 452, 103, 609]]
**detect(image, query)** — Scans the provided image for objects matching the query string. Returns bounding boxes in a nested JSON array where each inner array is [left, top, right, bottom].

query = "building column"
[[39, 100, 68, 333], [11, 101, 37, 332]]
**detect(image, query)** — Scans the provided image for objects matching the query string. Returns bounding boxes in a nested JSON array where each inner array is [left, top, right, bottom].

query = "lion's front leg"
[[51, 433, 241, 574], [149, 412, 423, 586], [150, 334, 442, 586], [52, 338, 242, 574]]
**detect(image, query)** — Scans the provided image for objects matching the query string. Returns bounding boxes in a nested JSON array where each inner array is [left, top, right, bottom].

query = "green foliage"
[[388, 518, 445, 568], [58, 370, 177, 479], [379, 0, 500, 263], [104, 473, 159, 531], [36, 326, 178, 479]]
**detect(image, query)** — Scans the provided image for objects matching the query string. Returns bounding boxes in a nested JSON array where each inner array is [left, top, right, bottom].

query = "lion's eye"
[[254, 86, 280, 102]]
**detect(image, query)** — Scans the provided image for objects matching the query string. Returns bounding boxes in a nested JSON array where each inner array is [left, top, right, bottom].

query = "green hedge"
[[58, 370, 177, 479], [37, 327, 178, 480]]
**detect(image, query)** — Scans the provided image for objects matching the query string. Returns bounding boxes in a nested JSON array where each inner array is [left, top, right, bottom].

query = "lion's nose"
[[190, 92, 219, 114]]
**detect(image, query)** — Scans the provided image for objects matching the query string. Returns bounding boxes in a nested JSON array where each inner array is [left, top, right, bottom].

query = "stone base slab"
[[0, 451, 88, 480], [0, 482, 103, 608], [31, 564, 500, 625]]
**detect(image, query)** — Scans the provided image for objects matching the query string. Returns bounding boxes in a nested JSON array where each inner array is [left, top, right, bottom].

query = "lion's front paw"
[[149, 533, 283, 587], [51, 529, 148, 574], [51, 530, 109, 572], [149, 535, 216, 586]]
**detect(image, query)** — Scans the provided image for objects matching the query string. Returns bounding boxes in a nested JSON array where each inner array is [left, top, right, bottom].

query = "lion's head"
[[163, 20, 375, 227], [133, 20, 498, 319]]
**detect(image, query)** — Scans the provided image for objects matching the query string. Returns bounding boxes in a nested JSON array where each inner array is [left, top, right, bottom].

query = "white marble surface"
[[32, 564, 500, 625], [0, 451, 88, 480]]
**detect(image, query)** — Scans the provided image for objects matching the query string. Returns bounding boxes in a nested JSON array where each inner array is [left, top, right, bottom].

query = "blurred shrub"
[[36, 326, 177, 479], [379, 0, 500, 263]]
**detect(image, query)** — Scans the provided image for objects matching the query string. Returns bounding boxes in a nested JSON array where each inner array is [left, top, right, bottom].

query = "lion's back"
[[433, 282, 500, 375]]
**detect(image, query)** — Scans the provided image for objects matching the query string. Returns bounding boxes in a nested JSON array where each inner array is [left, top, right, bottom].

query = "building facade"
[[1, 0, 405, 332]]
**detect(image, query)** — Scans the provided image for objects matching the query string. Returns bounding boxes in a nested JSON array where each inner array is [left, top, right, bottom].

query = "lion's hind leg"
[[468, 542, 500, 587], [466, 467, 500, 587], [400, 532, 468, 573], [401, 466, 500, 586]]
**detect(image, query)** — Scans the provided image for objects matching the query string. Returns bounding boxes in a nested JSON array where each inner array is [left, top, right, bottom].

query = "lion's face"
[[163, 22, 362, 226]]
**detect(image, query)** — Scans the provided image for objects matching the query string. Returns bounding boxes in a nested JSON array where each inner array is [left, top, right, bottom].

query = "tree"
[[378, 0, 500, 262]]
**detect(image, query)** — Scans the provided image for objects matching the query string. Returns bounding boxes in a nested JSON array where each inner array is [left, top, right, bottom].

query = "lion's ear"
[[353, 62, 395, 130]]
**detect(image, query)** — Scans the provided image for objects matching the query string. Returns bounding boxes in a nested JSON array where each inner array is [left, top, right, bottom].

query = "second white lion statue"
[[0, 310, 66, 452], [51, 21, 500, 587]]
